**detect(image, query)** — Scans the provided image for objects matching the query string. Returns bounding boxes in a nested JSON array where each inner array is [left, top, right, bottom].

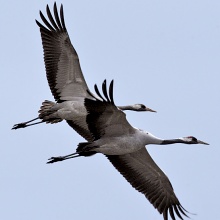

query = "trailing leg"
[[47, 152, 81, 164], [12, 100, 62, 130], [47, 142, 99, 164], [12, 117, 42, 129]]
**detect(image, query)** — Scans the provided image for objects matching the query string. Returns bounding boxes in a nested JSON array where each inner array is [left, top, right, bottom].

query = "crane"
[[12, 3, 155, 131], [47, 80, 208, 220]]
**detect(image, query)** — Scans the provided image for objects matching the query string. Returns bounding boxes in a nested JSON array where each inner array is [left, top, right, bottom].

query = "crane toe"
[[47, 156, 65, 164], [12, 123, 27, 130]]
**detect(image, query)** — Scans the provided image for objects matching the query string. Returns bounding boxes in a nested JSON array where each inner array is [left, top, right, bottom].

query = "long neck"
[[142, 132, 164, 145], [140, 131, 188, 146], [160, 138, 185, 145], [118, 105, 135, 111]]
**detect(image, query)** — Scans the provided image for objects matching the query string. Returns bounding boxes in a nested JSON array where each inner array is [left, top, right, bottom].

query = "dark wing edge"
[[87, 79, 115, 104], [35, 3, 66, 101], [36, 3, 89, 102], [106, 148, 189, 220], [84, 80, 117, 140], [66, 120, 94, 142], [67, 80, 116, 141]]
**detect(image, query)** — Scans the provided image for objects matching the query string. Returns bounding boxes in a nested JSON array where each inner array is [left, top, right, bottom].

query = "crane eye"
[[140, 104, 146, 109], [188, 136, 197, 141], [192, 137, 197, 141]]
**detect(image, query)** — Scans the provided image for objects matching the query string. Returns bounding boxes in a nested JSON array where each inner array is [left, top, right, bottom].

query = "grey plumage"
[[12, 3, 209, 220]]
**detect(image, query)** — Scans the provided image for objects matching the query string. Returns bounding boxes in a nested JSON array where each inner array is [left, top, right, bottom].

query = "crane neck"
[[160, 139, 185, 145], [118, 105, 135, 111], [142, 132, 164, 145], [140, 131, 189, 146]]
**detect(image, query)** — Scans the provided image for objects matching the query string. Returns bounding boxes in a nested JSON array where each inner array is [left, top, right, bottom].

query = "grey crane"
[[12, 3, 155, 131], [48, 80, 208, 220]]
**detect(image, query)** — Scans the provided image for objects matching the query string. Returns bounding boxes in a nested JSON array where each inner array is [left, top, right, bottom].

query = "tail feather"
[[77, 142, 97, 157], [38, 100, 62, 124], [76, 142, 90, 152]]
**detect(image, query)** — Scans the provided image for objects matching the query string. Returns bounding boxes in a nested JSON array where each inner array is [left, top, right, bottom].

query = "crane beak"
[[146, 107, 157, 113], [197, 140, 209, 145]]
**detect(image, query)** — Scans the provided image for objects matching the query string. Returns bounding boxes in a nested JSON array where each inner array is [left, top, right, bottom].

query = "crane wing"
[[36, 3, 91, 102], [106, 148, 188, 220], [66, 120, 94, 142], [85, 80, 135, 140]]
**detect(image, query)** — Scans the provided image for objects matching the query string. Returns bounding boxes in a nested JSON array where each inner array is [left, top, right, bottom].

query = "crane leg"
[[47, 146, 98, 164], [47, 152, 81, 164], [12, 117, 43, 130]]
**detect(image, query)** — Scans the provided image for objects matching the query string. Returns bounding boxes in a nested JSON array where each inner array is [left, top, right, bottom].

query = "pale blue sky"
[[1, 1, 219, 220]]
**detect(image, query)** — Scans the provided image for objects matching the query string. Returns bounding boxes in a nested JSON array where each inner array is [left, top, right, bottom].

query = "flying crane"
[[48, 80, 208, 220], [12, 3, 155, 131]]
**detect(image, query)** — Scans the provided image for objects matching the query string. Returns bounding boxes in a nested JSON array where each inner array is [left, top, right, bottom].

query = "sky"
[[1, 0, 220, 220]]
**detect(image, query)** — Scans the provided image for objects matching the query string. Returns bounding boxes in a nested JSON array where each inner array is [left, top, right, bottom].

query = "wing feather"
[[53, 3, 63, 29], [102, 80, 111, 102], [66, 120, 94, 142], [36, 3, 91, 102], [46, 5, 59, 30], [94, 84, 106, 101], [106, 148, 189, 220], [85, 81, 135, 140], [109, 80, 115, 105]]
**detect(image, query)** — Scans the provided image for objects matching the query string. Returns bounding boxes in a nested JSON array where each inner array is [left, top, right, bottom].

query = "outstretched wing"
[[36, 3, 91, 102], [107, 148, 188, 220], [85, 80, 135, 140]]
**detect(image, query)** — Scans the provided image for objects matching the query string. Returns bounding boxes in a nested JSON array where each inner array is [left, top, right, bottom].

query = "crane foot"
[[47, 156, 65, 164], [12, 123, 27, 130]]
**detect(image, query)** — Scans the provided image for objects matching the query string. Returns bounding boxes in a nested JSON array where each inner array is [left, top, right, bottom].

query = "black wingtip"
[[53, 2, 62, 29], [102, 80, 111, 102], [60, 3, 66, 31], [35, 19, 40, 26], [46, 4, 49, 11], [37, 3, 66, 32], [165, 204, 190, 220], [109, 80, 115, 105], [87, 80, 116, 106], [94, 84, 106, 101]]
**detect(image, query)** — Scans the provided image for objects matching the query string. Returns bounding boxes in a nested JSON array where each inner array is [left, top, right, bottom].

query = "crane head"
[[133, 104, 157, 112], [181, 136, 209, 145]]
